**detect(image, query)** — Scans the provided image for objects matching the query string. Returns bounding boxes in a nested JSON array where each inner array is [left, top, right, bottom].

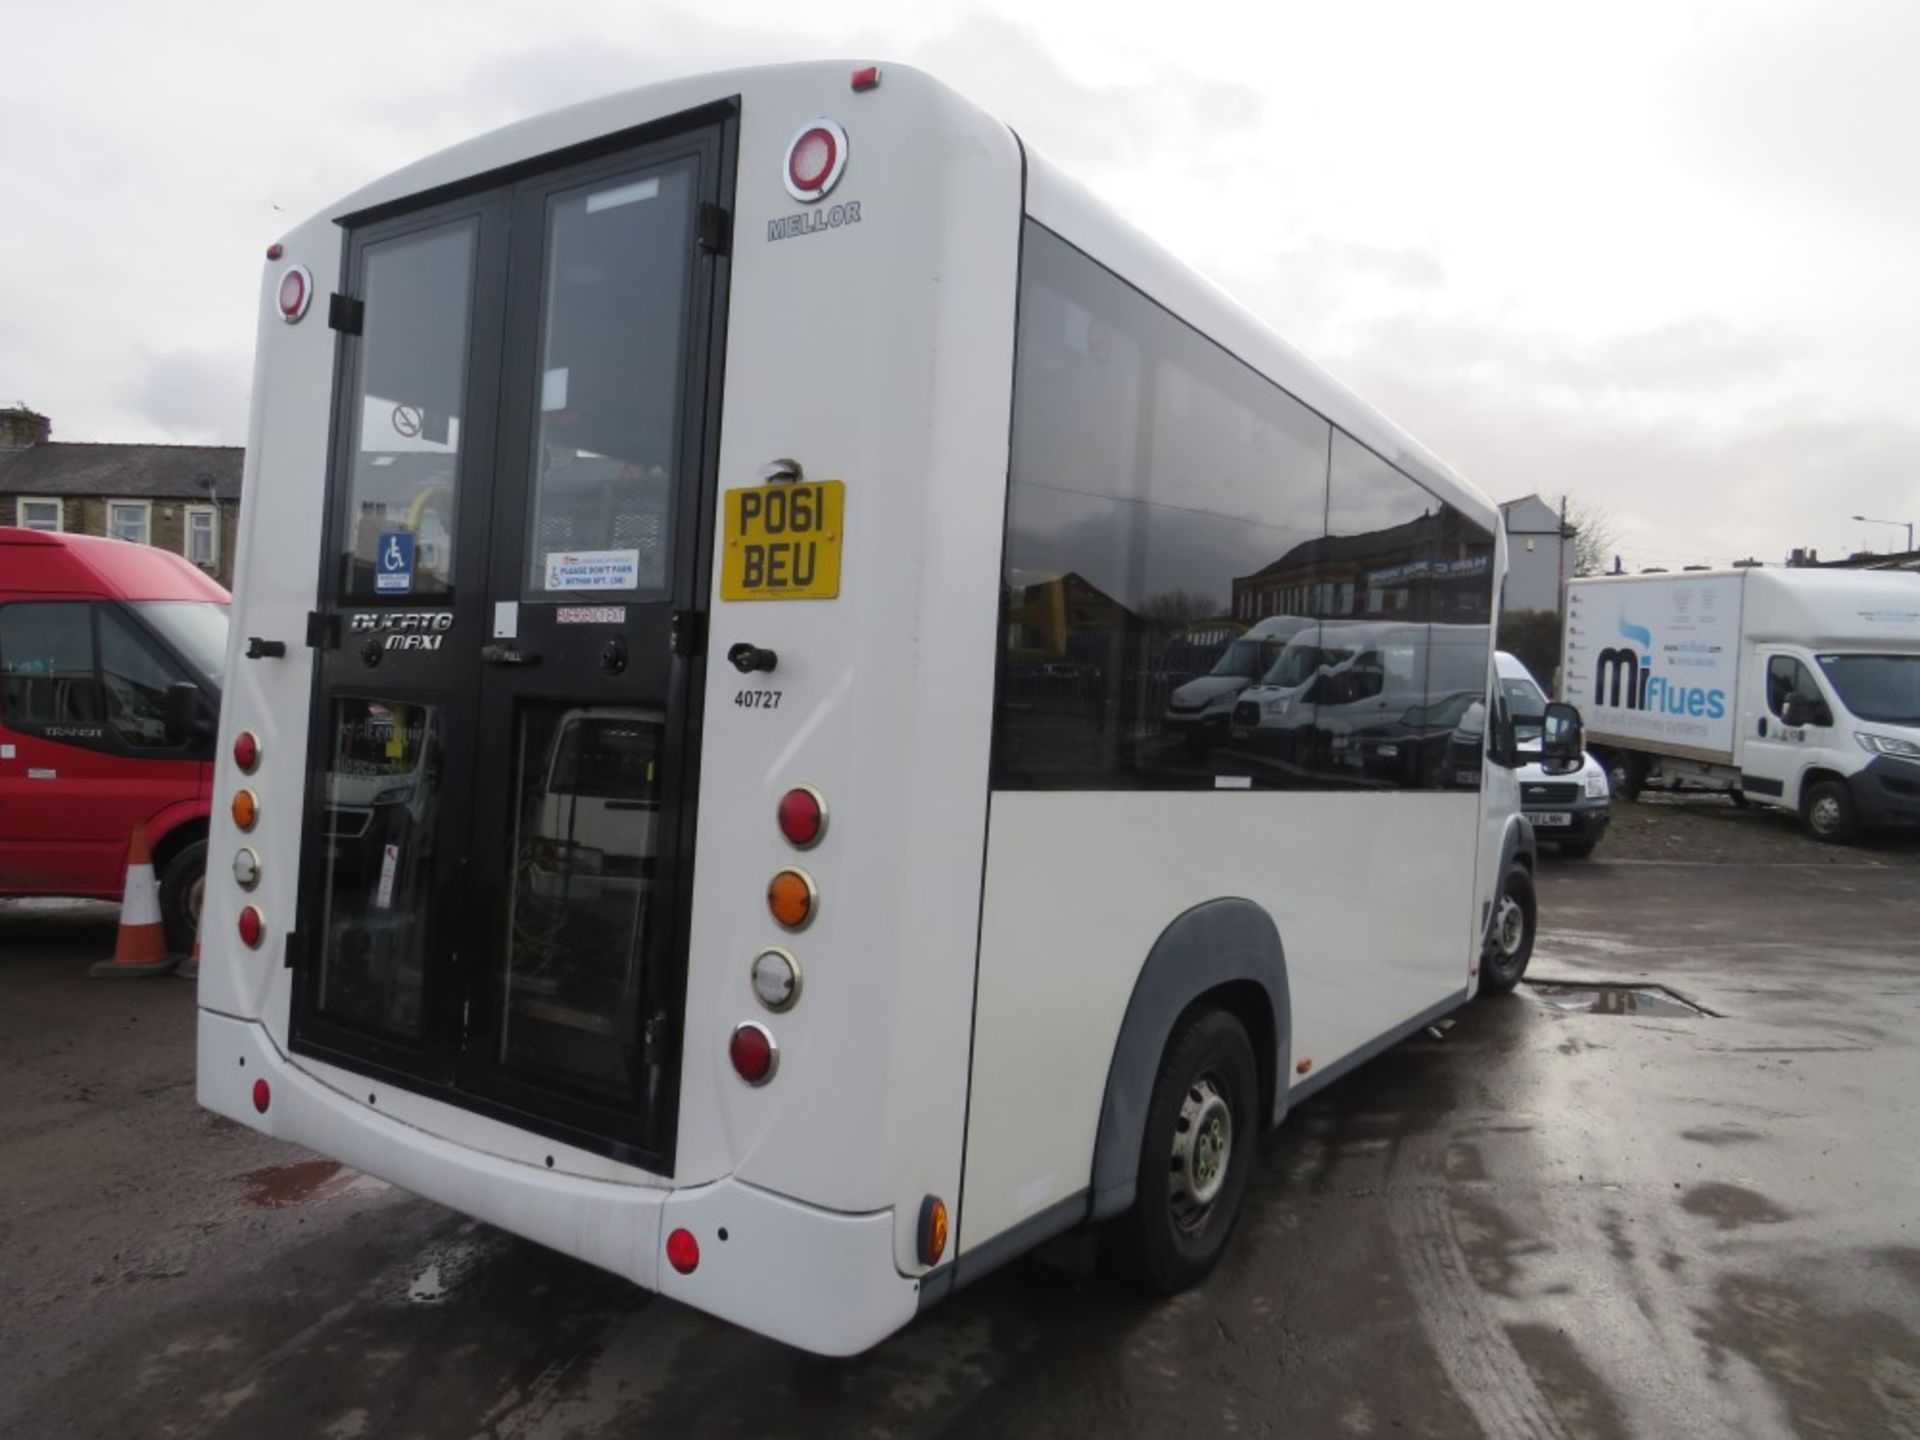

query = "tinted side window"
[[98, 608, 186, 748], [0, 603, 102, 730], [1767, 655, 1819, 718], [995, 223, 1330, 790]]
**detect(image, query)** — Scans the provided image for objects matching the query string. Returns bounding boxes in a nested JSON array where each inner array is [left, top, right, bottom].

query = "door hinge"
[[670, 608, 706, 658], [697, 201, 731, 255], [328, 293, 365, 335], [306, 610, 340, 651], [283, 930, 304, 970]]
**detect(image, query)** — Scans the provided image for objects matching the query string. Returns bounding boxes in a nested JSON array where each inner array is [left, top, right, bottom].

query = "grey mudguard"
[[1086, 898, 1289, 1222]]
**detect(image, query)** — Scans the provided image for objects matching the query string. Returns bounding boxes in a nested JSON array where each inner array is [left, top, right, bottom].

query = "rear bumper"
[[197, 1008, 917, 1356], [1848, 756, 1920, 830]]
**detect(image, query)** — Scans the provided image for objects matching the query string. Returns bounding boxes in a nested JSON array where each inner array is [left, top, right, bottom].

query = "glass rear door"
[[292, 114, 733, 1169]]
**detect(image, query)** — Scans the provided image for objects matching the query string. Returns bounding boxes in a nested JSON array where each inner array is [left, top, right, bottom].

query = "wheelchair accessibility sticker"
[[375, 531, 415, 594]]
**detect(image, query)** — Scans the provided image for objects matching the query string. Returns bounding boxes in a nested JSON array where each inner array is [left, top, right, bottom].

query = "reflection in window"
[[0, 602, 100, 728], [501, 705, 664, 1098], [316, 700, 442, 1037], [525, 164, 694, 600], [339, 221, 477, 598], [98, 608, 183, 748], [993, 223, 1497, 793]]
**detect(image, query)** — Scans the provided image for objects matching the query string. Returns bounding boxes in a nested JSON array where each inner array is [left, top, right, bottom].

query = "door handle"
[[480, 645, 541, 666]]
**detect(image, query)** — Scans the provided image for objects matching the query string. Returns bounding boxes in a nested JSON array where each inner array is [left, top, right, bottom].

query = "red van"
[[0, 528, 228, 949]]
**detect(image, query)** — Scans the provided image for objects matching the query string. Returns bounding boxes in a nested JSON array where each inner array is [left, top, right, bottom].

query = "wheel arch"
[[149, 805, 210, 874], [1086, 898, 1289, 1223]]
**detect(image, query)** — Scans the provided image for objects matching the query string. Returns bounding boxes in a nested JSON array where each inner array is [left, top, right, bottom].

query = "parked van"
[[1163, 614, 1311, 751], [1564, 567, 1920, 841], [1497, 650, 1612, 856], [0, 528, 228, 946]]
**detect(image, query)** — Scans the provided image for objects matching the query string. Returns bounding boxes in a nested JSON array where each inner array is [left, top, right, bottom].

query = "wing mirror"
[[1540, 700, 1585, 776], [164, 681, 213, 746]]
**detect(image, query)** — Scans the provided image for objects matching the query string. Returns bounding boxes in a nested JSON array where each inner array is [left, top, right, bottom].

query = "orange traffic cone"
[[90, 825, 178, 978]]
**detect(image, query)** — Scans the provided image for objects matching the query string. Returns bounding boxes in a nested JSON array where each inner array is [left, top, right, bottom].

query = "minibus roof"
[[0, 528, 230, 602]]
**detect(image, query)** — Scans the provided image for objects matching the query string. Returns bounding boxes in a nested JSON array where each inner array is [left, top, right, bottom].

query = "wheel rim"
[[187, 874, 205, 929], [1169, 1074, 1234, 1233], [1608, 760, 1630, 792], [1810, 794, 1841, 834], [1494, 895, 1526, 958]]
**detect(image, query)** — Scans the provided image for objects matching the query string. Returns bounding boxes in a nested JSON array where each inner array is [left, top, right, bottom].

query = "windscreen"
[[1816, 654, 1920, 725], [133, 601, 229, 686]]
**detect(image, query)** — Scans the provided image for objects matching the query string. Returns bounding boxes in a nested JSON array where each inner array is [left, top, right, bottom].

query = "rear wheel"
[[159, 839, 207, 954], [1480, 864, 1536, 995], [1801, 779, 1858, 844], [1598, 748, 1643, 802], [1113, 1008, 1258, 1294]]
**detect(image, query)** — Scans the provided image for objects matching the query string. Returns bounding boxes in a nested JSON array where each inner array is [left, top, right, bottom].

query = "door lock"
[[601, 636, 628, 675], [727, 643, 778, 674]]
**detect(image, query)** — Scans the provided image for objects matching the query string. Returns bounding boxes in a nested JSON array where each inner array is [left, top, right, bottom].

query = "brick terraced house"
[[0, 406, 243, 586]]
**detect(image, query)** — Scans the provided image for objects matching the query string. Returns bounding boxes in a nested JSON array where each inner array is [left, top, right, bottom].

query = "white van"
[[1163, 614, 1311, 751], [1496, 651, 1612, 856], [1565, 568, 1920, 841]]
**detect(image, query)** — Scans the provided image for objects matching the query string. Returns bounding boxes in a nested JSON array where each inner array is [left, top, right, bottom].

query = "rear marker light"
[[918, 1195, 949, 1265], [851, 65, 881, 91], [777, 785, 827, 848], [231, 788, 258, 831], [252, 1078, 271, 1113], [234, 730, 261, 773], [729, 1022, 777, 1085], [238, 905, 265, 949], [666, 1227, 700, 1274], [751, 948, 801, 1012], [232, 847, 261, 891], [266, 242, 284, 261], [767, 868, 817, 930], [277, 265, 313, 323], [783, 119, 849, 203]]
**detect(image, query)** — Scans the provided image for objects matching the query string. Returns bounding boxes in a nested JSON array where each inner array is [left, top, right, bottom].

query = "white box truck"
[[1563, 567, 1920, 841]]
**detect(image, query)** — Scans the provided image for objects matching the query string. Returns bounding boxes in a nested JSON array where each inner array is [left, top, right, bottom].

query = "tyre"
[[1113, 1008, 1258, 1294], [1480, 864, 1536, 995], [158, 839, 207, 954], [1800, 779, 1858, 844], [1598, 749, 1642, 802], [1728, 789, 1750, 809], [1557, 840, 1596, 859]]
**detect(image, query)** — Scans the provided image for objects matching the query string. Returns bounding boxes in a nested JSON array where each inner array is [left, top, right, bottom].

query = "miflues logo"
[[1594, 613, 1727, 719]]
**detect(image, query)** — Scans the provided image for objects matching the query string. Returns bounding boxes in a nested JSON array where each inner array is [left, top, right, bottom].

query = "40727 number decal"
[[735, 690, 783, 709]]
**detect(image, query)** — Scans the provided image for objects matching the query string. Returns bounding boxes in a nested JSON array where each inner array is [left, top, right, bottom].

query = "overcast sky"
[[3, 0, 1915, 570]]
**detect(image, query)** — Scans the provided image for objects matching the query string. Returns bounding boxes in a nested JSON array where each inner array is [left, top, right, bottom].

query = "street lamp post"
[[1851, 514, 1915, 552]]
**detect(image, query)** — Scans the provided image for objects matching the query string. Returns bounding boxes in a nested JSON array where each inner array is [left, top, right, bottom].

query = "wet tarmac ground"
[[3, 798, 1918, 1438]]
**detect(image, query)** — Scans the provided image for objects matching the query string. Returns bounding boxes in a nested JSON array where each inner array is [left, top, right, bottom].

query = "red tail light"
[[233, 730, 261, 773], [729, 1022, 777, 1085], [237, 905, 265, 948], [776, 786, 826, 848], [277, 265, 312, 323], [252, 1078, 271, 1113], [666, 1227, 700, 1274]]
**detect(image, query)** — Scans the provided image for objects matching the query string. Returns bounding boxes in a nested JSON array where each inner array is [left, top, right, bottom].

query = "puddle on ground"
[[1527, 982, 1711, 1018]]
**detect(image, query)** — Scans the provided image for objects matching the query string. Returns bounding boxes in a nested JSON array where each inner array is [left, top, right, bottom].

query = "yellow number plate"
[[720, 481, 844, 601]]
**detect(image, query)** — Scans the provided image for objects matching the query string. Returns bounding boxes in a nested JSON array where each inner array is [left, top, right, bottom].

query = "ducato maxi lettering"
[[349, 611, 454, 651]]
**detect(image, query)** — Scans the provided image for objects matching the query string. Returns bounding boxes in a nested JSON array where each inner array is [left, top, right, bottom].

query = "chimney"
[[0, 406, 50, 450]]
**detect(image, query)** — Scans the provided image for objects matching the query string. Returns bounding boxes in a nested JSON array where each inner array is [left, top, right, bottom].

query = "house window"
[[15, 498, 62, 531], [107, 501, 152, 546], [184, 506, 219, 568]]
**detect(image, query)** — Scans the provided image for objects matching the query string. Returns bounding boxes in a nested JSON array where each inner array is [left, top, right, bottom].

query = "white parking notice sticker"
[[376, 844, 399, 909], [544, 549, 639, 591]]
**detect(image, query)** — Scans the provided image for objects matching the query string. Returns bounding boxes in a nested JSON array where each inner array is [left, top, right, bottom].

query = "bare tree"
[[1559, 496, 1620, 578], [1137, 589, 1220, 627]]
